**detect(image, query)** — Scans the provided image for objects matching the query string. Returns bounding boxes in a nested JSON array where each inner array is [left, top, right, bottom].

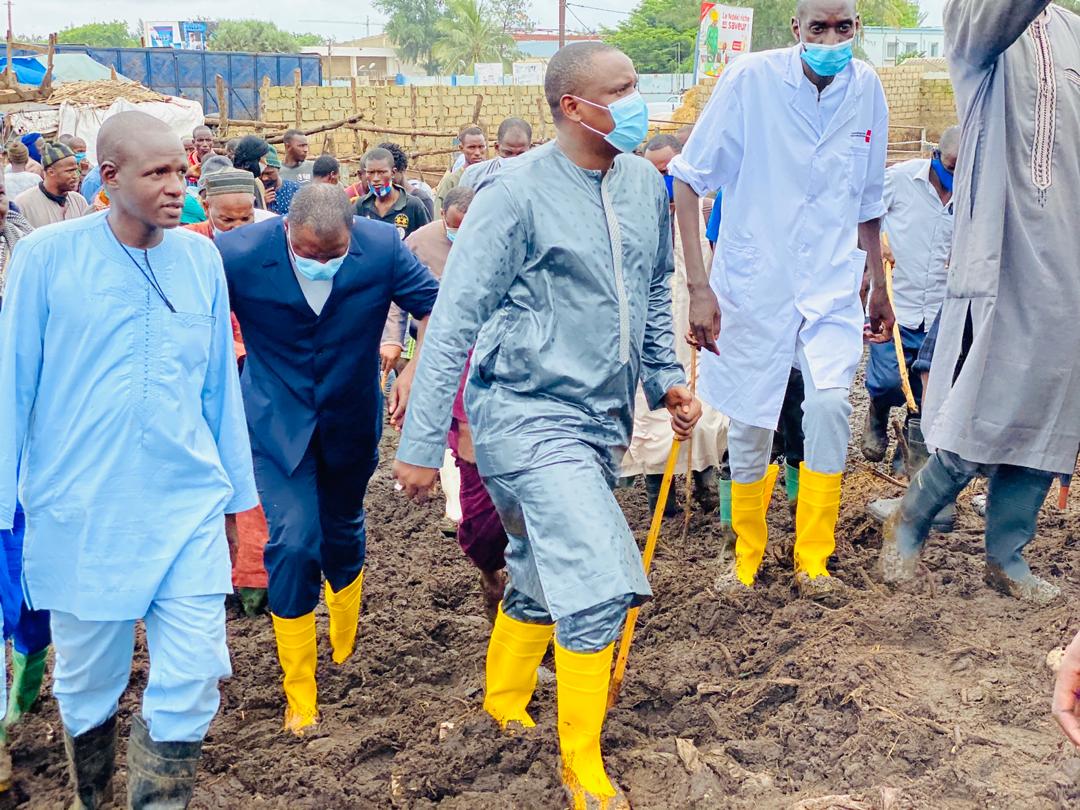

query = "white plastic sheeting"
[[5, 96, 204, 162]]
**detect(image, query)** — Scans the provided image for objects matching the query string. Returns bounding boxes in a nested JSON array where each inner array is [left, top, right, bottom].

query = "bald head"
[[98, 112, 180, 167], [545, 42, 621, 121], [98, 112, 187, 239]]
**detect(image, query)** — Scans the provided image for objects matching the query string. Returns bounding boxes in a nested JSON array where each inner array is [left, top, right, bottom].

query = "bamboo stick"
[[609, 440, 681, 708], [882, 236, 918, 412]]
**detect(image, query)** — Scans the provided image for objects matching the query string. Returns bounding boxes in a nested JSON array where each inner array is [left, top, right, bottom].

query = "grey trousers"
[[728, 346, 852, 483]]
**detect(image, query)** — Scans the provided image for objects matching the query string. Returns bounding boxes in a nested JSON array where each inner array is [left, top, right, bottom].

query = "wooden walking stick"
[[881, 235, 918, 412], [681, 350, 698, 541], [608, 438, 681, 708]]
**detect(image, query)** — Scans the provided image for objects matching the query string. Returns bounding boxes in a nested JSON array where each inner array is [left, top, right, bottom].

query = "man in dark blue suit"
[[218, 184, 439, 735]]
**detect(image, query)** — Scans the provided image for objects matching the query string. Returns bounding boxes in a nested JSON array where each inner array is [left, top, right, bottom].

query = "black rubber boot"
[[860, 398, 890, 462], [880, 451, 974, 583], [64, 714, 117, 810], [645, 474, 678, 518], [692, 467, 719, 513], [983, 467, 1060, 604], [904, 417, 930, 479], [126, 715, 203, 810]]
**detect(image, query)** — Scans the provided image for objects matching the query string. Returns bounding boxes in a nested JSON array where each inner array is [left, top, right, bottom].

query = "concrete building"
[[859, 26, 947, 66], [301, 35, 423, 84]]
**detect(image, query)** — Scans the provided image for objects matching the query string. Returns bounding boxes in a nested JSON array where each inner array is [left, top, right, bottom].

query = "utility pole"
[[558, 0, 566, 48], [6, 0, 12, 42]]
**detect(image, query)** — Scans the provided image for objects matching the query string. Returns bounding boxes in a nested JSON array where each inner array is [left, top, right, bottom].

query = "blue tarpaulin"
[[0, 57, 46, 86], [13, 46, 323, 120]]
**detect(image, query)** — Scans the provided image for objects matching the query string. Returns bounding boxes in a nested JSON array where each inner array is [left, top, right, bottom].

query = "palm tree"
[[377, 0, 446, 75], [433, 0, 517, 74]]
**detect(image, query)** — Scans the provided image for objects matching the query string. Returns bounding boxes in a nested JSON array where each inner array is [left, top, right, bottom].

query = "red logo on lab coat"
[[865, 130, 872, 143]]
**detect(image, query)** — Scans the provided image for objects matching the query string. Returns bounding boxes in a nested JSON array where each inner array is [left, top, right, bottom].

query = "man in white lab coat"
[[670, 0, 894, 595]]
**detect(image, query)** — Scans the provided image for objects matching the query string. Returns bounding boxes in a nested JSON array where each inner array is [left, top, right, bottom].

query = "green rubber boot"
[[785, 463, 801, 520], [5, 647, 49, 729], [717, 478, 735, 551], [237, 587, 268, 618]]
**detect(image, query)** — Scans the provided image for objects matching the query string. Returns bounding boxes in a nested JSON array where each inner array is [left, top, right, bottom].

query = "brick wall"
[[225, 83, 555, 180]]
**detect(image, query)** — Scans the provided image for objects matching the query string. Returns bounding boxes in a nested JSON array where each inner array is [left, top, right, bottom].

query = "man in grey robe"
[[393, 42, 701, 809], [881, 0, 1080, 604]]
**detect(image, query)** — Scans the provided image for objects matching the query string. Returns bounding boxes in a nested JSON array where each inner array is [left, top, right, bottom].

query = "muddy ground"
[[4, 377, 1080, 809]]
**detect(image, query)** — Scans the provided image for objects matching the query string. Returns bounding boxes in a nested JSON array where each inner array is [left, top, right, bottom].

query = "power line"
[[565, 5, 598, 34], [565, 2, 632, 15]]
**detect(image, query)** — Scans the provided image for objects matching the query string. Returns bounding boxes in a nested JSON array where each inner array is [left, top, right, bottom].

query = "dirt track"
[[4, 385, 1080, 809]]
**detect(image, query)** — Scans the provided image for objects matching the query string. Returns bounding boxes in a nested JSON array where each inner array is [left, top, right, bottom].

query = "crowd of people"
[[0, 0, 1077, 807]]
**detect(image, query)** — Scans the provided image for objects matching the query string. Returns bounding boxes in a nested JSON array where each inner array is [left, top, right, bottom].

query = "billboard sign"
[[145, 20, 211, 50], [696, 3, 754, 79]]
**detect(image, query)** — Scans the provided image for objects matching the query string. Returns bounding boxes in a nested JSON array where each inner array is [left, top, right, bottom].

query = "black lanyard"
[[107, 222, 176, 313]]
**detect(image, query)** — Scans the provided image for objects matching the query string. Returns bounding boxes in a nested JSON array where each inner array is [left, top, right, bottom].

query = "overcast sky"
[[20, 0, 947, 41]]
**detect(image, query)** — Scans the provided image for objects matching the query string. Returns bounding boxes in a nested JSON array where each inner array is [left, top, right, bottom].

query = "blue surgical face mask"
[[931, 150, 954, 193], [74, 152, 87, 163], [289, 233, 347, 281], [446, 227, 458, 243], [663, 173, 675, 201], [574, 91, 650, 154], [800, 37, 854, 77]]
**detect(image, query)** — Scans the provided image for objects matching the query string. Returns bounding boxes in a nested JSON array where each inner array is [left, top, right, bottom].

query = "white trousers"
[[728, 346, 852, 483], [51, 594, 230, 742]]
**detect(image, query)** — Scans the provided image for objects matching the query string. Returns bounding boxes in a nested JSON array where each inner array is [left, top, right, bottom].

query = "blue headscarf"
[[20, 132, 42, 163]]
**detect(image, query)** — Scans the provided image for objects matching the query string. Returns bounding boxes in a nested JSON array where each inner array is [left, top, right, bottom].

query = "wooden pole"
[[350, 77, 361, 157], [609, 440, 681, 708], [881, 236, 918, 412], [215, 74, 228, 138], [39, 33, 55, 95], [409, 84, 419, 165], [5, 23, 14, 90], [257, 76, 270, 136], [293, 68, 302, 130], [471, 92, 484, 124]]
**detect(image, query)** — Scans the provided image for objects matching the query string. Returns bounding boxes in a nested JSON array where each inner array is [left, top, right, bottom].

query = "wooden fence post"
[[257, 76, 271, 135], [215, 74, 228, 137], [294, 68, 303, 129]]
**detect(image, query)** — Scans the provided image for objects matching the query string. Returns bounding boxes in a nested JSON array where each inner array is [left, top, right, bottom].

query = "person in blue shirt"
[[0, 112, 257, 807]]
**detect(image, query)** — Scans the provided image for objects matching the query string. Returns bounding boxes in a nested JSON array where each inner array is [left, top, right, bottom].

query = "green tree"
[[56, 21, 139, 48], [489, 0, 533, 33], [376, 0, 447, 75], [208, 20, 303, 53], [293, 33, 327, 47], [433, 0, 516, 74], [602, 0, 699, 73], [604, 0, 927, 69], [859, 0, 923, 27]]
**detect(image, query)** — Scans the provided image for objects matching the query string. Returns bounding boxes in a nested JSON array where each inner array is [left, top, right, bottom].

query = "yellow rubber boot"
[[732, 464, 779, 586], [482, 604, 554, 730], [555, 641, 628, 810], [271, 612, 319, 735], [794, 463, 843, 578], [325, 569, 363, 665]]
